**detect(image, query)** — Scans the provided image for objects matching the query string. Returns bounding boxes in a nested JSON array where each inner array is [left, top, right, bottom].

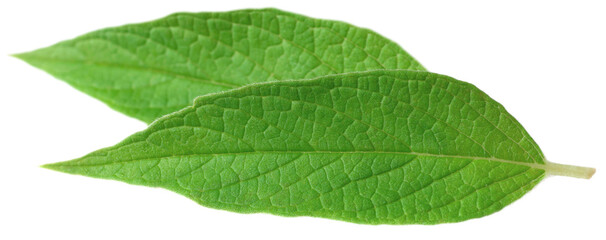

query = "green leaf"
[[14, 8, 425, 123], [44, 70, 594, 224]]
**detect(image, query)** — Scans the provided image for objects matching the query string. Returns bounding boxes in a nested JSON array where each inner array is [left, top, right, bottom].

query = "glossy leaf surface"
[[15, 8, 424, 123]]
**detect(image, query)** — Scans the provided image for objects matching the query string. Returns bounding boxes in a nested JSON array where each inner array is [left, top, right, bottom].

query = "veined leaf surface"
[[15, 8, 424, 123], [44, 70, 594, 224]]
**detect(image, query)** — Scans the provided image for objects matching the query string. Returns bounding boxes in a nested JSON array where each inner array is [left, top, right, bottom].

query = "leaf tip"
[[41, 161, 72, 174], [10, 52, 27, 60], [40, 162, 60, 171], [10, 51, 36, 64]]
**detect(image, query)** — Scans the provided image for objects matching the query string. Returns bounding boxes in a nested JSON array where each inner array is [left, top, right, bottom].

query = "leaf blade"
[[45, 70, 558, 224], [15, 8, 425, 123], [44, 152, 545, 224]]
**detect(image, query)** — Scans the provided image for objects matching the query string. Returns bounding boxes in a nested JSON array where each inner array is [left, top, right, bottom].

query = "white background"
[[1, 0, 604, 239]]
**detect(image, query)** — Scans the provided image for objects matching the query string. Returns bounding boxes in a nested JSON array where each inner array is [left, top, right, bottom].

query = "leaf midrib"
[[18, 55, 240, 89], [62, 151, 548, 171]]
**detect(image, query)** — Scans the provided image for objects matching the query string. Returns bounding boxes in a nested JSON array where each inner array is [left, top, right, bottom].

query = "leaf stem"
[[544, 161, 596, 179]]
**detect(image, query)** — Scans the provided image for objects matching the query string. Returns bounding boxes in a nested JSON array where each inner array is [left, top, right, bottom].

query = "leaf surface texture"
[[46, 70, 550, 224], [16, 8, 424, 123]]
